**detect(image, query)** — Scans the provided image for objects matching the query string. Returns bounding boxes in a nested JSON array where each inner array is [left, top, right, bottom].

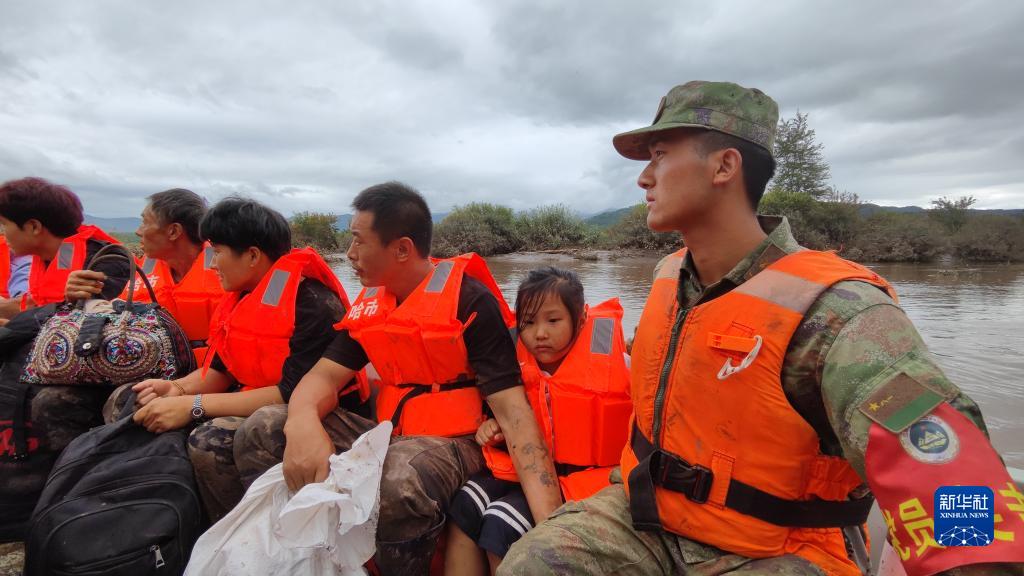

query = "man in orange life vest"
[[69, 188, 224, 366], [0, 177, 129, 325], [500, 83, 1024, 575], [124, 197, 362, 523], [228, 182, 563, 575]]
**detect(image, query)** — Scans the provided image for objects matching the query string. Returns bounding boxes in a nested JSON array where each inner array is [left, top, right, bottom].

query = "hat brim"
[[612, 122, 712, 161]]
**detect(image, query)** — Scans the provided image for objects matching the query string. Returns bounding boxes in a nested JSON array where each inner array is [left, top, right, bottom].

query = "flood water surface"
[[333, 255, 1024, 469]]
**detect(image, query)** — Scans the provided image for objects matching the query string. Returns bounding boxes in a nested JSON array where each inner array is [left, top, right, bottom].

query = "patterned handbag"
[[21, 245, 195, 386]]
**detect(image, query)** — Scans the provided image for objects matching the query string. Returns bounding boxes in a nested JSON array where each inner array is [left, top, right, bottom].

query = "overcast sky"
[[1, 1, 1022, 218]]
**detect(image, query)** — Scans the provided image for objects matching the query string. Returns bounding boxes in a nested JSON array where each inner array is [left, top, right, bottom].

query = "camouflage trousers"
[[498, 474, 825, 576], [191, 404, 484, 576], [32, 385, 114, 453]]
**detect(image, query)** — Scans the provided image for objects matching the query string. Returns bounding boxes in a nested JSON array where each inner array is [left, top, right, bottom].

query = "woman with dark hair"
[[0, 177, 129, 322], [127, 197, 366, 522], [0, 177, 130, 541], [445, 266, 633, 575]]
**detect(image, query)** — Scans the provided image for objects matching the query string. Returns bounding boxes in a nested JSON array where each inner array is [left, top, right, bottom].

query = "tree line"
[[290, 198, 1024, 263]]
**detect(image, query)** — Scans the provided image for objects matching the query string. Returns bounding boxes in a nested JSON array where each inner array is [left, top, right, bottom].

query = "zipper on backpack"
[[151, 544, 165, 569]]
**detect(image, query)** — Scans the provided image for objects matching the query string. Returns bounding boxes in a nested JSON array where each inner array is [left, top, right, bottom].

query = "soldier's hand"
[[282, 417, 333, 492], [65, 270, 106, 301], [475, 418, 505, 447], [133, 378, 176, 406]]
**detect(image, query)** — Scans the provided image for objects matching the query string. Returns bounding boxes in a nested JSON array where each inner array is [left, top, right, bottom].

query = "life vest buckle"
[[649, 449, 714, 505]]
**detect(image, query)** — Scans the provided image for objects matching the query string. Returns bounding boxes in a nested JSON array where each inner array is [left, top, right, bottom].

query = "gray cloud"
[[1, 0, 1022, 218]]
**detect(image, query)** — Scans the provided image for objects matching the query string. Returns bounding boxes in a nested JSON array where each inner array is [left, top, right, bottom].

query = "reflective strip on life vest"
[[203, 246, 215, 269], [732, 268, 825, 315], [590, 317, 614, 355], [260, 270, 290, 307], [426, 260, 454, 293], [56, 243, 75, 270]]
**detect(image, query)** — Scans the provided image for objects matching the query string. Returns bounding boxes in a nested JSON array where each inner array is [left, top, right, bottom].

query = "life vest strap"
[[389, 379, 478, 429], [628, 423, 873, 531]]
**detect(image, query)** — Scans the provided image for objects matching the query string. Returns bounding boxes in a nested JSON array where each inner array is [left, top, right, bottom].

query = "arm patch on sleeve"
[[857, 372, 946, 433]]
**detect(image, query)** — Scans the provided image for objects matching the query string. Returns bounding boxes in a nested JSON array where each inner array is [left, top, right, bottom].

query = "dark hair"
[[351, 182, 432, 257], [0, 177, 84, 237], [148, 188, 207, 245], [200, 197, 291, 261], [516, 267, 586, 341], [696, 131, 777, 210]]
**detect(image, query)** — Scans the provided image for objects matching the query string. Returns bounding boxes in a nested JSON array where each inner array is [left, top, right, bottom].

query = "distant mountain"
[[858, 204, 1024, 218], [586, 207, 634, 228], [84, 214, 142, 232]]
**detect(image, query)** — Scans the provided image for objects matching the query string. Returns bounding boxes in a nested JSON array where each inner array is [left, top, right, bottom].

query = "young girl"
[[445, 267, 632, 575]]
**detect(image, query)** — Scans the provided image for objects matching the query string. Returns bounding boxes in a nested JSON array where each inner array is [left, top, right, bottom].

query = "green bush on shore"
[[291, 211, 340, 252], [598, 204, 681, 251], [952, 215, 1024, 262], [514, 205, 591, 251], [293, 195, 1022, 264], [432, 203, 522, 258]]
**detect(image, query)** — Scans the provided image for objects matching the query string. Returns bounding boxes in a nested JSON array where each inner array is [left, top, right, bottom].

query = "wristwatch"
[[190, 395, 205, 421]]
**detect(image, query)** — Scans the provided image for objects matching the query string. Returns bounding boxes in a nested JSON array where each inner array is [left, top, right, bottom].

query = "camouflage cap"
[[612, 81, 779, 160]]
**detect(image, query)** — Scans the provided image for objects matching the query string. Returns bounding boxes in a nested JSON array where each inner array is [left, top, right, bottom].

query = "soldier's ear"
[[711, 147, 742, 188]]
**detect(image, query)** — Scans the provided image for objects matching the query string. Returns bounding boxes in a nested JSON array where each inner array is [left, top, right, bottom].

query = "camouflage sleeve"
[[812, 281, 987, 479]]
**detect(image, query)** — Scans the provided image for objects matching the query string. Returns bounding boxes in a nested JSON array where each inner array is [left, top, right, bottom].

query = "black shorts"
[[449, 472, 533, 558]]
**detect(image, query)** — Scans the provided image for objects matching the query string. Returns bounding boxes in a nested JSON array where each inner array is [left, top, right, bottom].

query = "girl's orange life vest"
[[205, 248, 365, 400], [483, 298, 632, 501], [0, 234, 10, 298], [27, 225, 121, 307], [337, 253, 515, 438], [621, 248, 897, 576], [120, 244, 225, 363]]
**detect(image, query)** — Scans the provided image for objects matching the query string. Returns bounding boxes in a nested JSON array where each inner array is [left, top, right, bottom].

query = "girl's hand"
[[133, 396, 193, 433], [475, 418, 505, 447], [133, 379, 179, 406]]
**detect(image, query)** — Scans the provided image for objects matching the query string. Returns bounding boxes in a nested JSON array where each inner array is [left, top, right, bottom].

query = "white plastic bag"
[[185, 421, 393, 576]]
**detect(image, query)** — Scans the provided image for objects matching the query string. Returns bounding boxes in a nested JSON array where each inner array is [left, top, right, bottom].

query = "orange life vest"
[[337, 253, 515, 438], [621, 248, 897, 576], [483, 298, 633, 501], [0, 234, 10, 299], [206, 248, 364, 399], [27, 225, 121, 307], [120, 243, 225, 363]]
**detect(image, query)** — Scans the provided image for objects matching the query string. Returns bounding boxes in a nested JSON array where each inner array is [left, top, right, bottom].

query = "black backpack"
[[24, 416, 203, 576], [0, 305, 59, 542]]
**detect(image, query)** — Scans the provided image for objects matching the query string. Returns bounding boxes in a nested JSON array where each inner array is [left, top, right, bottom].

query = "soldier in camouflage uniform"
[[498, 82, 1024, 575]]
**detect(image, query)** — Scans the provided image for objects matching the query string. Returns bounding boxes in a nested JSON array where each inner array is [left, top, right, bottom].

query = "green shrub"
[[291, 211, 340, 252], [598, 204, 681, 251], [846, 212, 943, 262], [432, 203, 522, 257], [952, 215, 1024, 262], [514, 205, 589, 250]]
